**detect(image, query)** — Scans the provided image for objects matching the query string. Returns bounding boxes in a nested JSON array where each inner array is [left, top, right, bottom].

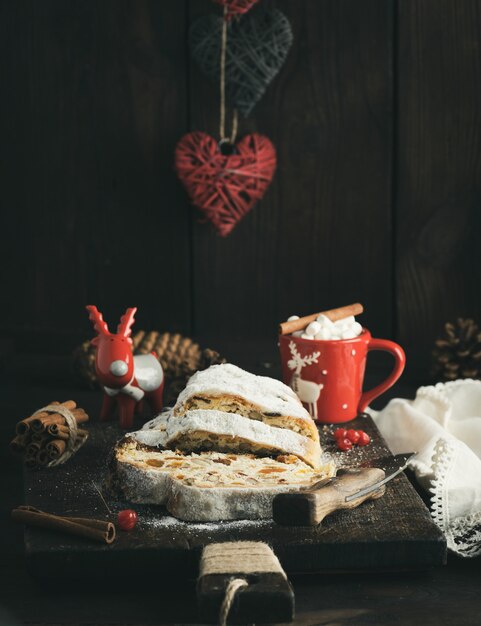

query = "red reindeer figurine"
[[86, 305, 164, 429]]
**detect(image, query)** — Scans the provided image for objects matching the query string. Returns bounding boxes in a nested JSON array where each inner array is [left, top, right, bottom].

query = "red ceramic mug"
[[279, 329, 405, 423]]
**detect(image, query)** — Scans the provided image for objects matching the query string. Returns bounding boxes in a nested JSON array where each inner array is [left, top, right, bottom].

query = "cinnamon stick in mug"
[[279, 303, 364, 335]]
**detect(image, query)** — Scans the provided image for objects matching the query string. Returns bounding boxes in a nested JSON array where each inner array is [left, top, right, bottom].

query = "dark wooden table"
[[1, 365, 481, 626]]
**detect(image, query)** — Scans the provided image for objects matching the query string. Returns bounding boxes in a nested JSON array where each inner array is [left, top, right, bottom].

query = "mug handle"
[[358, 338, 406, 413]]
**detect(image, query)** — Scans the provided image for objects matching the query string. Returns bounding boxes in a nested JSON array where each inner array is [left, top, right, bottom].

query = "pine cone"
[[432, 318, 481, 381], [72, 332, 225, 404], [71, 340, 98, 388], [139, 332, 225, 404]]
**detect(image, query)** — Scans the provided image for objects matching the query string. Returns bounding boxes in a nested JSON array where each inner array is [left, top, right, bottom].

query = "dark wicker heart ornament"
[[212, 0, 260, 20], [190, 9, 293, 117], [175, 131, 277, 237]]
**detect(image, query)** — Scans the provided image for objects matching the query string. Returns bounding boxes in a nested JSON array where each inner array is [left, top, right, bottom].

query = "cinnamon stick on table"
[[16, 400, 74, 435], [47, 424, 88, 441], [11, 506, 116, 544], [36, 449, 49, 467], [9, 435, 27, 454], [31, 405, 88, 433], [46, 439, 66, 459], [46, 424, 69, 440], [279, 302, 364, 335], [25, 441, 42, 458], [16, 401, 61, 435]]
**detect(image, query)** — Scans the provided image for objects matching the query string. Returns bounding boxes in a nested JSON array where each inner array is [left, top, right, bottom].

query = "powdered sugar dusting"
[[164, 409, 321, 468], [141, 514, 271, 532], [175, 363, 312, 422], [128, 407, 321, 468]]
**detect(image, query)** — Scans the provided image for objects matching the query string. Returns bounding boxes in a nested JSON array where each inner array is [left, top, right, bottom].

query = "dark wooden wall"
[[1, 0, 480, 382]]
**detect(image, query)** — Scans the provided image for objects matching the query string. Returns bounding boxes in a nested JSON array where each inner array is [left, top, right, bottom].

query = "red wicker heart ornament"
[[175, 131, 276, 237], [212, 0, 259, 19]]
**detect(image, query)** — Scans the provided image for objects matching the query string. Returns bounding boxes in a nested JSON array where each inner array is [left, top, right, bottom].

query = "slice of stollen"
[[114, 438, 335, 522], [133, 411, 170, 447], [164, 410, 322, 469], [131, 409, 321, 468], [173, 363, 319, 443]]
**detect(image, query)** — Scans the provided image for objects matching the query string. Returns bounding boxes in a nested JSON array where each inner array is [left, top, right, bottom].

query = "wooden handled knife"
[[272, 452, 415, 527]]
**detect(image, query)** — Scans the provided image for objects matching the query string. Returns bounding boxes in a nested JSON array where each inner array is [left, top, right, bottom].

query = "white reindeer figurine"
[[287, 341, 324, 419]]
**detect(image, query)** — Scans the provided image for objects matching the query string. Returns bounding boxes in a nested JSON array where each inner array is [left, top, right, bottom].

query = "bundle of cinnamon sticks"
[[10, 400, 89, 469]]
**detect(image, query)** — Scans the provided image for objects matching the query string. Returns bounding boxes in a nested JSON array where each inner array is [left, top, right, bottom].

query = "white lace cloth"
[[370, 379, 481, 557]]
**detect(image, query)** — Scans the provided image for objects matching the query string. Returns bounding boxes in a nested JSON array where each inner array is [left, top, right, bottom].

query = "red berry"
[[117, 509, 138, 531], [346, 429, 360, 444], [358, 431, 371, 446], [337, 438, 353, 452], [334, 428, 347, 440]]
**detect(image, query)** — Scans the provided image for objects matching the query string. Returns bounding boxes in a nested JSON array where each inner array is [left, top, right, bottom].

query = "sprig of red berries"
[[334, 428, 370, 451]]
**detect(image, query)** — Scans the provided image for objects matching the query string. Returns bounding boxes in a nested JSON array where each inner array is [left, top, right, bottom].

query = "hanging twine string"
[[219, 5, 238, 144], [200, 541, 287, 626], [219, 578, 249, 626], [32, 404, 88, 467]]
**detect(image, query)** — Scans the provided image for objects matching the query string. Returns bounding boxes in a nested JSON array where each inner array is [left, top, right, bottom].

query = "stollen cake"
[[114, 437, 335, 521], [173, 363, 319, 443], [113, 363, 331, 521], [133, 409, 321, 468]]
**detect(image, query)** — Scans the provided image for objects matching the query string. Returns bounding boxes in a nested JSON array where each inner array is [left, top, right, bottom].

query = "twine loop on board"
[[33, 404, 88, 467], [220, 578, 249, 626]]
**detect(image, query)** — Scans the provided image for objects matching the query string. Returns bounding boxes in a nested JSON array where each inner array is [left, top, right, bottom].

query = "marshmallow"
[[289, 312, 363, 341], [316, 314, 335, 328], [337, 315, 355, 327], [352, 321, 363, 335], [305, 321, 321, 336], [287, 315, 300, 321], [314, 328, 331, 340]]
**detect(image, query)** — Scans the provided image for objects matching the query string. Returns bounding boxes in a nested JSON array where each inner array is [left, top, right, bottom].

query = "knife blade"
[[272, 452, 416, 527], [345, 452, 416, 502]]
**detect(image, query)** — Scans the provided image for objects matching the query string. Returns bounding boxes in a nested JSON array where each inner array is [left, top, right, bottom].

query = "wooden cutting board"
[[21, 416, 446, 580]]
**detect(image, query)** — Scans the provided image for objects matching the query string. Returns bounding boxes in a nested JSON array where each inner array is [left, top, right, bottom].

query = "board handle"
[[272, 467, 386, 526], [197, 541, 294, 624]]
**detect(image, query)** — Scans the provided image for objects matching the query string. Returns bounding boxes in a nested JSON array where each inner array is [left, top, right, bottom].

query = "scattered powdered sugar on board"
[[141, 515, 272, 532]]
